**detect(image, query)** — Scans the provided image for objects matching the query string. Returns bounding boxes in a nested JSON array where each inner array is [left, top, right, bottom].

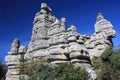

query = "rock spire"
[[5, 3, 116, 80], [5, 39, 27, 80]]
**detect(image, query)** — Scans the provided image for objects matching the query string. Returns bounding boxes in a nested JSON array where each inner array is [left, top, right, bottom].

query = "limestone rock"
[[5, 3, 117, 80], [48, 54, 68, 61], [50, 61, 69, 65], [5, 55, 20, 65], [85, 13, 116, 59], [49, 33, 67, 45], [95, 13, 116, 36], [31, 49, 49, 58], [8, 39, 20, 55], [6, 75, 19, 80], [18, 46, 27, 53], [69, 42, 83, 52], [49, 44, 68, 54], [5, 39, 27, 80]]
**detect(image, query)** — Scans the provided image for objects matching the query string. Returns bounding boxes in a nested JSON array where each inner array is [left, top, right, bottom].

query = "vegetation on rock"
[[19, 58, 89, 80], [54, 63, 89, 80], [92, 48, 120, 80]]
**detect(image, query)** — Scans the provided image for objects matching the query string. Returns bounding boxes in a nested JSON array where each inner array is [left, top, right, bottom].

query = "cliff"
[[5, 3, 116, 80]]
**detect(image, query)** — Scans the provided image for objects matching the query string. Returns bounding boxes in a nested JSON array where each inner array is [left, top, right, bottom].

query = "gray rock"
[[5, 3, 117, 80], [31, 49, 49, 58], [49, 33, 67, 45], [49, 44, 68, 54], [68, 42, 82, 52], [50, 61, 69, 65], [48, 54, 68, 61], [86, 13, 116, 59], [5, 39, 27, 80], [9, 39, 20, 55], [5, 55, 20, 65], [6, 75, 20, 80], [18, 46, 27, 53]]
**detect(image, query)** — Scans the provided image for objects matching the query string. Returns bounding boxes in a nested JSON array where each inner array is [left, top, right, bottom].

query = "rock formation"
[[85, 13, 116, 59], [5, 39, 27, 80], [5, 3, 116, 80]]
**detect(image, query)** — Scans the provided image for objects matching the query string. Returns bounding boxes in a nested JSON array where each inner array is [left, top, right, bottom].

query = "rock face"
[[5, 39, 27, 80], [5, 3, 116, 80], [85, 13, 116, 59]]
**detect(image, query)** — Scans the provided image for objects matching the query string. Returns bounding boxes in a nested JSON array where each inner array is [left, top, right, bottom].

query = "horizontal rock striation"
[[5, 3, 116, 80], [5, 39, 27, 80]]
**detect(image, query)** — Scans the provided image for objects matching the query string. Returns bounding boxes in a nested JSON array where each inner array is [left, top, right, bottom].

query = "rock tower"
[[5, 39, 27, 80], [5, 3, 116, 80], [85, 13, 116, 59]]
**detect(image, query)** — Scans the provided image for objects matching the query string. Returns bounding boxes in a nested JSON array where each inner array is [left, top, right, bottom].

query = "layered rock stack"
[[48, 17, 69, 64], [5, 3, 116, 80], [24, 3, 69, 64], [85, 13, 116, 59], [24, 3, 51, 60], [24, 3, 92, 66], [5, 39, 27, 80], [67, 25, 90, 68]]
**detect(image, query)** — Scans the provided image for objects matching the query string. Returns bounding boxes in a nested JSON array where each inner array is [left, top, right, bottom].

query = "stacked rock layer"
[[5, 39, 27, 80], [5, 3, 116, 80]]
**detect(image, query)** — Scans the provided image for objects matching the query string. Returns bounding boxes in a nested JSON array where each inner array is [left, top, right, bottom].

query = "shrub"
[[91, 57, 101, 69], [20, 61, 89, 80], [54, 63, 89, 80], [93, 48, 120, 80], [29, 64, 58, 80]]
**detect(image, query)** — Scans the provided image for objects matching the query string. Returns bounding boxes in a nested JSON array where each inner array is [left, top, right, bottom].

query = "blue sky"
[[0, 0, 120, 63]]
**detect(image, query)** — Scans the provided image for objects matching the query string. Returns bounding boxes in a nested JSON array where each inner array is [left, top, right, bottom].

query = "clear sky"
[[0, 0, 120, 63]]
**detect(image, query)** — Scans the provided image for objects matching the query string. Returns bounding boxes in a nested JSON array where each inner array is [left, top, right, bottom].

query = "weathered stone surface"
[[8, 39, 20, 55], [31, 49, 49, 58], [18, 46, 27, 53], [48, 54, 68, 61], [85, 13, 116, 59], [70, 51, 89, 59], [68, 42, 83, 52], [48, 33, 67, 45], [50, 61, 69, 65], [5, 55, 20, 65], [71, 59, 90, 64], [6, 3, 116, 80], [5, 39, 27, 80], [49, 44, 68, 54], [95, 13, 116, 36], [9, 75, 19, 80], [67, 25, 78, 41], [48, 18, 66, 36]]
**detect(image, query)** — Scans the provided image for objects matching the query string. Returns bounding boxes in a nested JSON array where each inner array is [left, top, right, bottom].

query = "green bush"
[[19, 53, 25, 63], [91, 57, 101, 69], [20, 61, 89, 80], [19, 53, 26, 75], [29, 64, 58, 80], [93, 48, 120, 80], [101, 49, 113, 62], [54, 63, 89, 80]]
